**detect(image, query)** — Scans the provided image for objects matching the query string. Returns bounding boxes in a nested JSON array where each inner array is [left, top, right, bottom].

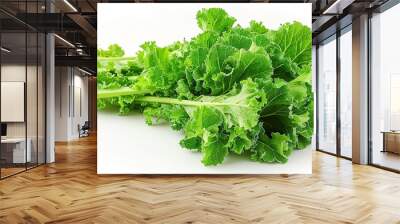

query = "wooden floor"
[[0, 167, 26, 178], [1, 163, 41, 178], [0, 135, 400, 224], [373, 150, 400, 171]]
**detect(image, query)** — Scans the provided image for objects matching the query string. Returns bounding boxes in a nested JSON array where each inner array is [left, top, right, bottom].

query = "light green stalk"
[[98, 88, 151, 99], [97, 88, 248, 108], [98, 56, 136, 62]]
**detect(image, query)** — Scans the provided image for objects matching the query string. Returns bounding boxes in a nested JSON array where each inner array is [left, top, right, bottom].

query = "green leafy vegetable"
[[196, 8, 236, 33], [97, 8, 313, 166]]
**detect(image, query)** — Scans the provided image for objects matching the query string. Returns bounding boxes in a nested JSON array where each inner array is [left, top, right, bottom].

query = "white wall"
[[1, 65, 33, 138], [54, 67, 89, 141], [71, 73, 89, 138], [1, 82, 25, 122], [1, 63, 46, 163], [1, 65, 25, 129], [1, 65, 26, 81], [55, 67, 69, 141]]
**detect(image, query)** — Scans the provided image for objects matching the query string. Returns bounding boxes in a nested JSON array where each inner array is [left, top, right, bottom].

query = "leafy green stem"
[[135, 96, 248, 108], [98, 88, 249, 108], [98, 87, 151, 99], [98, 56, 136, 62]]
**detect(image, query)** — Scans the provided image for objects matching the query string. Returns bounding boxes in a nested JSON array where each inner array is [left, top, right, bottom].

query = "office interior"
[[0, 0, 399, 222], [0, 0, 97, 179], [314, 0, 400, 172], [0, 0, 399, 177]]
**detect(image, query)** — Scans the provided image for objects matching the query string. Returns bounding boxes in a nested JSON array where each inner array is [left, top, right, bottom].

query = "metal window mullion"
[[44, 34, 47, 164], [68, 68, 71, 118], [36, 0, 39, 167], [73, 68, 75, 118], [367, 11, 373, 165], [25, 0, 28, 171], [44, 0, 48, 165], [316, 45, 320, 150], [336, 27, 341, 157], [59, 68, 61, 117]]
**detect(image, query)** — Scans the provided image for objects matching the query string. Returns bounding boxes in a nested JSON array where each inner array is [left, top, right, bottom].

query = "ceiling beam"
[[55, 55, 96, 72], [67, 13, 97, 46], [322, 0, 356, 14]]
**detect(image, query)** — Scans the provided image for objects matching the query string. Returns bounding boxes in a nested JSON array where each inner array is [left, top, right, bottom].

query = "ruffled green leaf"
[[97, 8, 313, 166], [196, 8, 236, 33], [252, 131, 291, 163]]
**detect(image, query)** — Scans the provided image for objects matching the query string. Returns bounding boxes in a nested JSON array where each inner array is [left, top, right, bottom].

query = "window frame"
[[315, 24, 353, 161]]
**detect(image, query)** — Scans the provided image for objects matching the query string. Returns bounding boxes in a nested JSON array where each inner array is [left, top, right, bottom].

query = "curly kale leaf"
[[179, 79, 267, 165], [97, 8, 313, 166], [267, 22, 312, 81], [196, 8, 236, 33]]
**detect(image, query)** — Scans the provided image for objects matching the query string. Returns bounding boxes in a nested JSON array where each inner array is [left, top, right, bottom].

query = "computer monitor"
[[1, 123, 7, 137]]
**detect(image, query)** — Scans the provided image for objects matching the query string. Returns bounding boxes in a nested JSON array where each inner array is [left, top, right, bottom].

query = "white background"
[[98, 3, 311, 55], [97, 3, 312, 174]]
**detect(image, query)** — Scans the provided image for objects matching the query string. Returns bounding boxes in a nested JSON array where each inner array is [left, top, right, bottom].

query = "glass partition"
[[0, 1, 46, 179], [370, 3, 400, 171], [317, 35, 337, 154], [27, 0, 37, 170], [27, 30, 38, 169], [1, 31, 28, 177]]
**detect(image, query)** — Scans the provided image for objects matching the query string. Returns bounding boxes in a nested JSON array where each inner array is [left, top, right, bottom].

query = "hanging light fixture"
[[1, 47, 11, 53], [54, 34, 75, 48], [63, 0, 78, 12]]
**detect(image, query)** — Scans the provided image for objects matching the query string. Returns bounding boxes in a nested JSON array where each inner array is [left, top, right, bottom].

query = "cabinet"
[[382, 132, 400, 154]]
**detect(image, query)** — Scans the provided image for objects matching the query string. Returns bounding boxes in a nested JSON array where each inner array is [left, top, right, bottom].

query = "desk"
[[1, 138, 31, 163], [382, 131, 400, 154]]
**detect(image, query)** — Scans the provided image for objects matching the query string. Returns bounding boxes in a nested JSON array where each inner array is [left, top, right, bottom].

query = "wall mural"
[[97, 3, 313, 174]]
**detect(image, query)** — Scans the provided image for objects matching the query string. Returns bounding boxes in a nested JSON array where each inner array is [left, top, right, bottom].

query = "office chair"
[[79, 121, 90, 138]]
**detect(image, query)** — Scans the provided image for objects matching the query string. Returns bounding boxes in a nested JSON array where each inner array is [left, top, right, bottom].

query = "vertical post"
[[25, 2, 28, 170], [367, 12, 373, 165], [46, 1, 55, 163], [352, 14, 369, 164], [315, 45, 320, 150], [36, 0, 39, 167], [336, 29, 341, 157]]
